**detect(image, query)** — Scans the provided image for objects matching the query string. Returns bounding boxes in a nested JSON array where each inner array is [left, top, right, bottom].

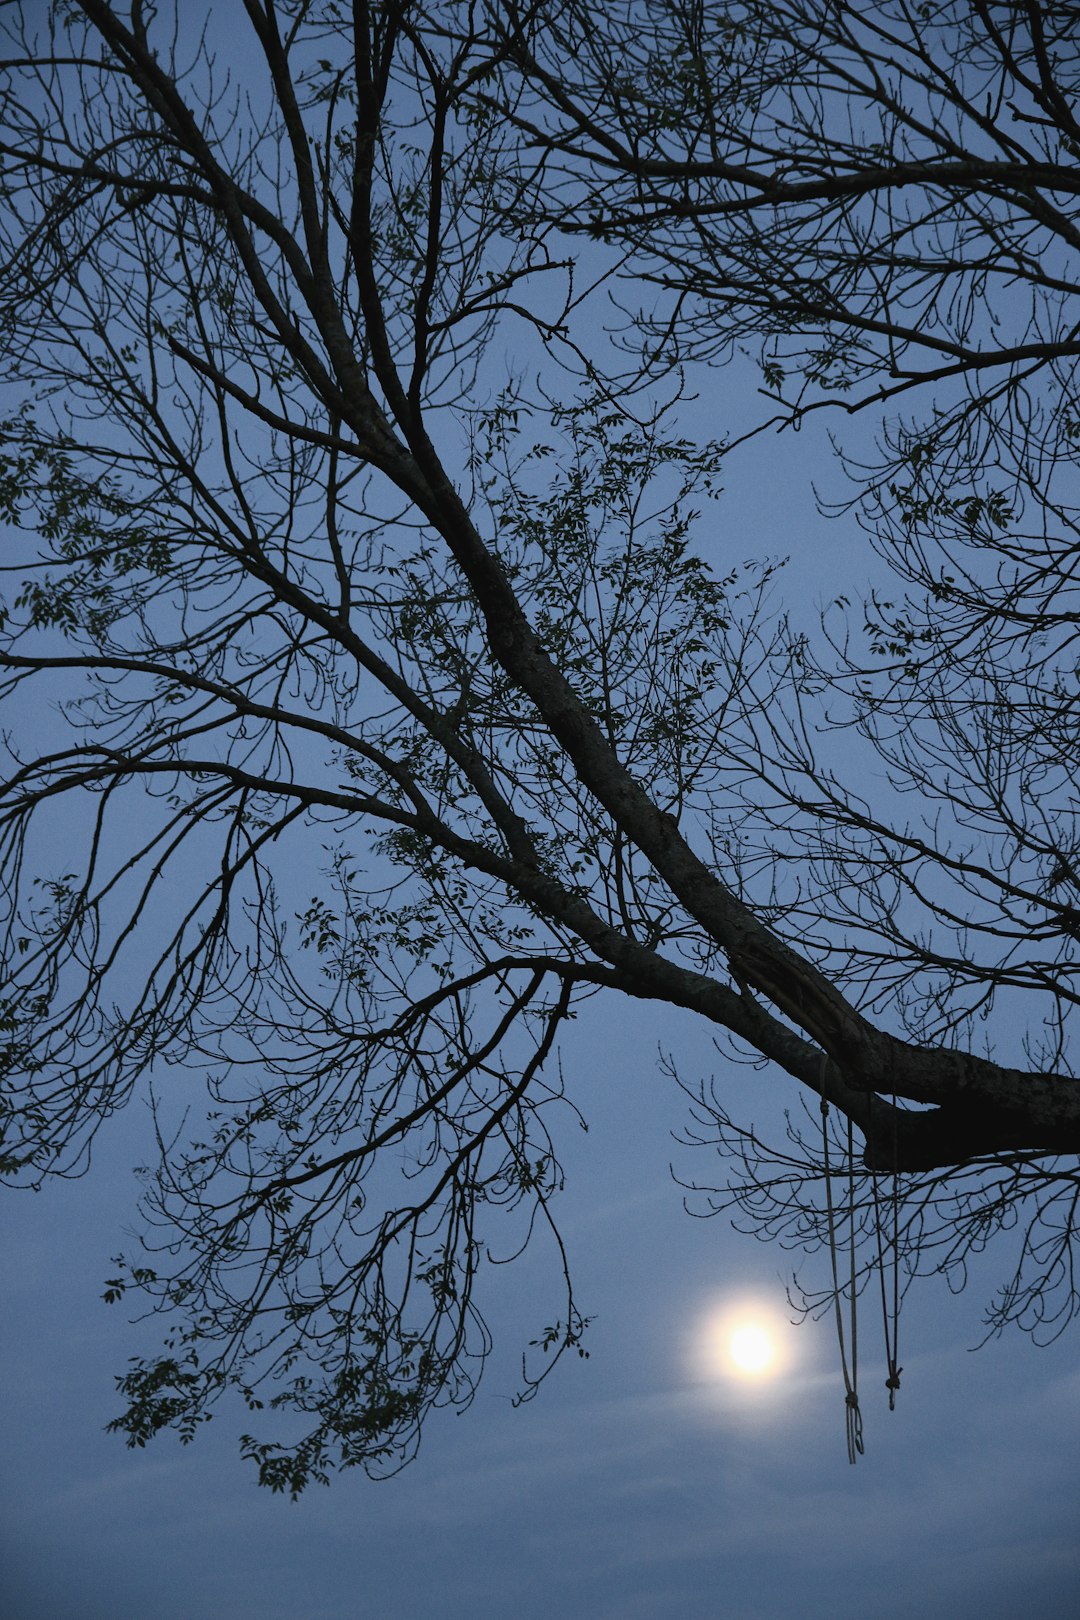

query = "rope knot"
[[885, 1365, 903, 1411]]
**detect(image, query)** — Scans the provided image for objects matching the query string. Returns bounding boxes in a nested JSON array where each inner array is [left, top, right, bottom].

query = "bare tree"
[[494, 0, 1080, 1332], [0, 0, 1077, 1492]]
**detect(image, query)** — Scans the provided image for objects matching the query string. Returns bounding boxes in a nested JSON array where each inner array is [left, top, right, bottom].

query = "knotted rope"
[[871, 1092, 903, 1409], [819, 1054, 864, 1464]]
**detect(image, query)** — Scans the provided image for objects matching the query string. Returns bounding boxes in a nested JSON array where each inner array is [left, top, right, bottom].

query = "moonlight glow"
[[693, 1299, 796, 1387], [728, 1323, 777, 1377]]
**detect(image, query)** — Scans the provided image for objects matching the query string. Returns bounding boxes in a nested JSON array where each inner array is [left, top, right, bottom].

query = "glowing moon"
[[692, 1298, 795, 1387], [728, 1322, 777, 1378]]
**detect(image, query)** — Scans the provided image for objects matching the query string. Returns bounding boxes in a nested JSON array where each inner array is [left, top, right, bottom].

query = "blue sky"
[[4, 382, 1078, 1619], [3, 9, 1079, 1612], [4, 982, 1080, 1619], [4, 369, 1079, 1620]]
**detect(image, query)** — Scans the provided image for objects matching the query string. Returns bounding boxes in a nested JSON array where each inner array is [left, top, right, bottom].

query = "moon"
[[693, 1298, 795, 1387], [728, 1321, 777, 1378]]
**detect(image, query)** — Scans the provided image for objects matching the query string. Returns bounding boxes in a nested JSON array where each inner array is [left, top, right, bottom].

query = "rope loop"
[[870, 1090, 903, 1411], [819, 1052, 863, 1464], [820, 1060, 906, 1445], [845, 1390, 865, 1463]]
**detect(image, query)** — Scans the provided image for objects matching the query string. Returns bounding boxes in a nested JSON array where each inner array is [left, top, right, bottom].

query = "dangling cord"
[[820, 1055, 864, 1463], [870, 1093, 903, 1409], [844, 1111, 865, 1461]]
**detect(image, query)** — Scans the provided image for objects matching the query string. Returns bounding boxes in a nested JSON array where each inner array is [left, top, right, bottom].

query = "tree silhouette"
[[0, 0, 1077, 1492]]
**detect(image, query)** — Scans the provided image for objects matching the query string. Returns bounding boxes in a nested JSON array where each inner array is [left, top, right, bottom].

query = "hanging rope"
[[819, 1054, 864, 1464], [871, 1092, 903, 1409]]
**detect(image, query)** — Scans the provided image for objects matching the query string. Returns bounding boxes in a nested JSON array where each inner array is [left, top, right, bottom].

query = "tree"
[[492, 0, 1080, 1330], [0, 0, 1077, 1494]]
